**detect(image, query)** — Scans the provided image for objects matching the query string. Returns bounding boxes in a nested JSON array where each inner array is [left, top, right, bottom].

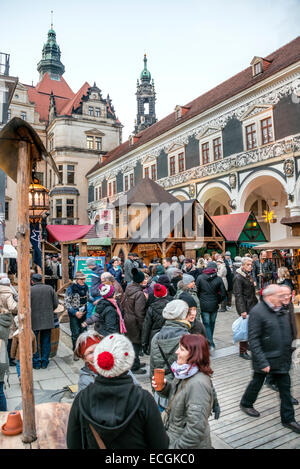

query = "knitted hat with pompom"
[[94, 334, 135, 378]]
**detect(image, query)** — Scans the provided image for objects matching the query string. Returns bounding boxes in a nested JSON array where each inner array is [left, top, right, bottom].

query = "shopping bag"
[[232, 316, 248, 343]]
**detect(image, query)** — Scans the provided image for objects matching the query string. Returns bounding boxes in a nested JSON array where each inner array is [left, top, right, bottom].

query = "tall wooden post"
[[16, 141, 37, 443], [61, 243, 69, 286]]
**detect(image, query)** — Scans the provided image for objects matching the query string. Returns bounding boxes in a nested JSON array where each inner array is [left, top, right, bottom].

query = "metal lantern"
[[28, 177, 50, 220]]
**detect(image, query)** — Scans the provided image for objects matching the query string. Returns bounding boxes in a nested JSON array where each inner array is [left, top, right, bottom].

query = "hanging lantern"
[[28, 177, 50, 221]]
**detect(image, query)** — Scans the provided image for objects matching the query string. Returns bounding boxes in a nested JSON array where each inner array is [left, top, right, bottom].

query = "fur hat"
[[162, 299, 189, 321], [94, 333, 135, 378], [75, 271, 86, 280], [154, 283, 167, 298], [179, 292, 197, 309], [99, 284, 114, 299], [132, 267, 145, 284], [182, 273, 195, 285]]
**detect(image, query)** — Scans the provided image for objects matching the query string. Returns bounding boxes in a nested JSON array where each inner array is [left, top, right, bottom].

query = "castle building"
[[86, 37, 300, 249], [4, 24, 122, 238]]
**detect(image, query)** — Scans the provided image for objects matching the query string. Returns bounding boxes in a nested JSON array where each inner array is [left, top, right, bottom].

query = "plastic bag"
[[232, 316, 249, 343]]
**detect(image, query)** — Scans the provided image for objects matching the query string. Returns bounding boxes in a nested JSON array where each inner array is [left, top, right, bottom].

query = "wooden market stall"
[[0, 117, 70, 447], [111, 177, 225, 263], [211, 211, 267, 257]]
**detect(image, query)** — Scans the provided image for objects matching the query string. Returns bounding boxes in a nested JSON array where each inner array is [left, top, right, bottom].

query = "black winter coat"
[[233, 268, 258, 315], [67, 373, 169, 449], [190, 319, 207, 337], [141, 297, 170, 351], [85, 298, 120, 336], [31, 283, 58, 331], [248, 300, 293, 373], [196, 270, 227, 313]]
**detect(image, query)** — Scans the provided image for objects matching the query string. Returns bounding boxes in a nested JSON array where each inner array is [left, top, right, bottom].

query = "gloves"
[[212, 399, 221, 420]]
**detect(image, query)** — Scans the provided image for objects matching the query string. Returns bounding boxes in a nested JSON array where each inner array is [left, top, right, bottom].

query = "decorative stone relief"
[[283, 158, 295, 177], [189, 184, 196, 198], [229, 173, 237, 190]]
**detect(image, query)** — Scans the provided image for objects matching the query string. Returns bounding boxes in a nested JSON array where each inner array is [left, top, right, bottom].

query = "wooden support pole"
[[41, 240, 45, 283], [61, 243, 69, 286], [16, 140, 37, 443]]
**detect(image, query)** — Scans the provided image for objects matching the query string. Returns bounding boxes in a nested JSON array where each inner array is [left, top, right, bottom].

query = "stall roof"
[[211, 212, 251, 241], [0, 117, 60, 182], [253, 237, 300, 250], [113, 177, 179, 207], [47, 225, 93, 243]]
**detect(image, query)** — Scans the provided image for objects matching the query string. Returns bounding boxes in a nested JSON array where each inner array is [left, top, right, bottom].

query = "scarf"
[[171, 361, 199, 380], [106, 297, 127, 334]]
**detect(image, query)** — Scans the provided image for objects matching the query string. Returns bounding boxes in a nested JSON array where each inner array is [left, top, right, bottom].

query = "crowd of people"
[[0, 248, 299, 448]]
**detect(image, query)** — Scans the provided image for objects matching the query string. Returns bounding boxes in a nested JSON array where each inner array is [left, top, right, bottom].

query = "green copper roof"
[[37, 25, 65, 79], [140, 54, 151, 82]]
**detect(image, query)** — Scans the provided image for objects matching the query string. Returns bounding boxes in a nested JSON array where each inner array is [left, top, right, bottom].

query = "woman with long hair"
[[152, 334, 214, 449]]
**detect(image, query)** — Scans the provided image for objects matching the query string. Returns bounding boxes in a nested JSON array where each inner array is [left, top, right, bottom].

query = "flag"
[[30, 222, 42, 268]]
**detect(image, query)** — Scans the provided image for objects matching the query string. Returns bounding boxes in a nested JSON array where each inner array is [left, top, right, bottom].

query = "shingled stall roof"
[[211, 212, 251, 242], [113, 176, 179, 206], [86, 36, 300, 178]]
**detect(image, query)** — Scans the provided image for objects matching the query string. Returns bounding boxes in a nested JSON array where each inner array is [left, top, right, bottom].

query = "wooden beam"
[[61, 243, 69, 286], [16, 140, 37, 443], [79, 241, 87, 257], [165, 241, 176, 254]]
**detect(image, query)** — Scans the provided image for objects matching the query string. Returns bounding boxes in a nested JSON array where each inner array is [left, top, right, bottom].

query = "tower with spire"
[[134, 54, 157, 134], [37, 12, 65, 81]]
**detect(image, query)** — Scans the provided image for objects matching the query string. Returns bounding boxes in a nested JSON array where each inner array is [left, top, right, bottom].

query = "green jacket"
[[160, 372, 213, 449]]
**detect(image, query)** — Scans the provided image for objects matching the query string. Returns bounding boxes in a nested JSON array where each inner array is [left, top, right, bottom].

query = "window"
[[124, 175, 129, 192], [254, 62, 262, 75], [67, 165, 75, 184], [130, 173, 134, 189], [151, 164, 156, 181], [58, 165, 63, 184], [87, 136, 94, 149], [56, 199, 62, 218], [95, 185, 102, 200], [261, 117, 273, 145], [5, 202, 9, 221], [95, 108, 101, 117], [95, 137, 102, 151], [202, 142, 209, 164], [88, 106, 94, 116], [213, 137, 222, 161], [246, 123, 257, 150], [169, 156, 176, 176], [108, 179, 116, 197], [144, 167, 149, 178], [21, 112, 26, 121], [7, 109, 11, 120], [49, 137, 54, 151], [66, 199, 74, 219], [49, 169, 52, 189], [113, 180, 116, 195], [178, 153, 185, 172]]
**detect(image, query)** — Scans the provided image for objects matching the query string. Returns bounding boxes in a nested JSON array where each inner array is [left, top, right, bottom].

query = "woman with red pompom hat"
[[67, 334, 169, 449]]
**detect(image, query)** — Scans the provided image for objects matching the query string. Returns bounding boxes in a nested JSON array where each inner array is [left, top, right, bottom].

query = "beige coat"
[[0, 284, 18, 316], [217, 262, 228, 291]]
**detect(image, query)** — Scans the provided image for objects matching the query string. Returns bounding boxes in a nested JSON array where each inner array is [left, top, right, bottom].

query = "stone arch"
[[239, 171, 289, 241], [197, 182, 231, 216]]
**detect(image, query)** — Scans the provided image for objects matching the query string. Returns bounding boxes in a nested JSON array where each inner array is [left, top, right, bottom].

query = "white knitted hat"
[[93, 333, 135, 378], [162, 299, 189, 321]]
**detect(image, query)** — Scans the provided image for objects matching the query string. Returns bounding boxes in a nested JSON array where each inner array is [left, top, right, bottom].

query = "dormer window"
[[174, 105, 190, 120], [129, 135, 140, 146], [251, 56, 272, 77]]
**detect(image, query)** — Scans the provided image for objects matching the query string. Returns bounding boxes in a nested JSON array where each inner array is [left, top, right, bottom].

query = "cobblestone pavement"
[[5, 306, 300, 449]]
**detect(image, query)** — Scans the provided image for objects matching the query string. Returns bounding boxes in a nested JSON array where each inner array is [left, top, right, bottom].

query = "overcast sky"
[[2, 0, 300, 139]]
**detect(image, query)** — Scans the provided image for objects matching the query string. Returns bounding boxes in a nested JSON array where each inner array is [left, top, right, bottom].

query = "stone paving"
[[4, 306, 300, 449]]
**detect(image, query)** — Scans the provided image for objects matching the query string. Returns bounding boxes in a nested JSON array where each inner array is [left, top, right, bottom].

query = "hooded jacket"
[[85, 298, 120, 336], [123, 282, 147, 344], [196, 269, 227, 313], [89, 265, 104, 298], [0, 284, 18, 316], [66, 373, 169, 449]]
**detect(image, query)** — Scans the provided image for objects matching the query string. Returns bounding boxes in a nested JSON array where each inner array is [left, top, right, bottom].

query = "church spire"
[[37, 15, 65, 81], [134, 54, 157, 134]]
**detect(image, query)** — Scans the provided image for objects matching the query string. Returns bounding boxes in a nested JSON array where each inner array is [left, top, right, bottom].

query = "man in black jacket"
[[240, 285, 300, 434], [196, 261, 226, 353], [233, 257, 258, 360]]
